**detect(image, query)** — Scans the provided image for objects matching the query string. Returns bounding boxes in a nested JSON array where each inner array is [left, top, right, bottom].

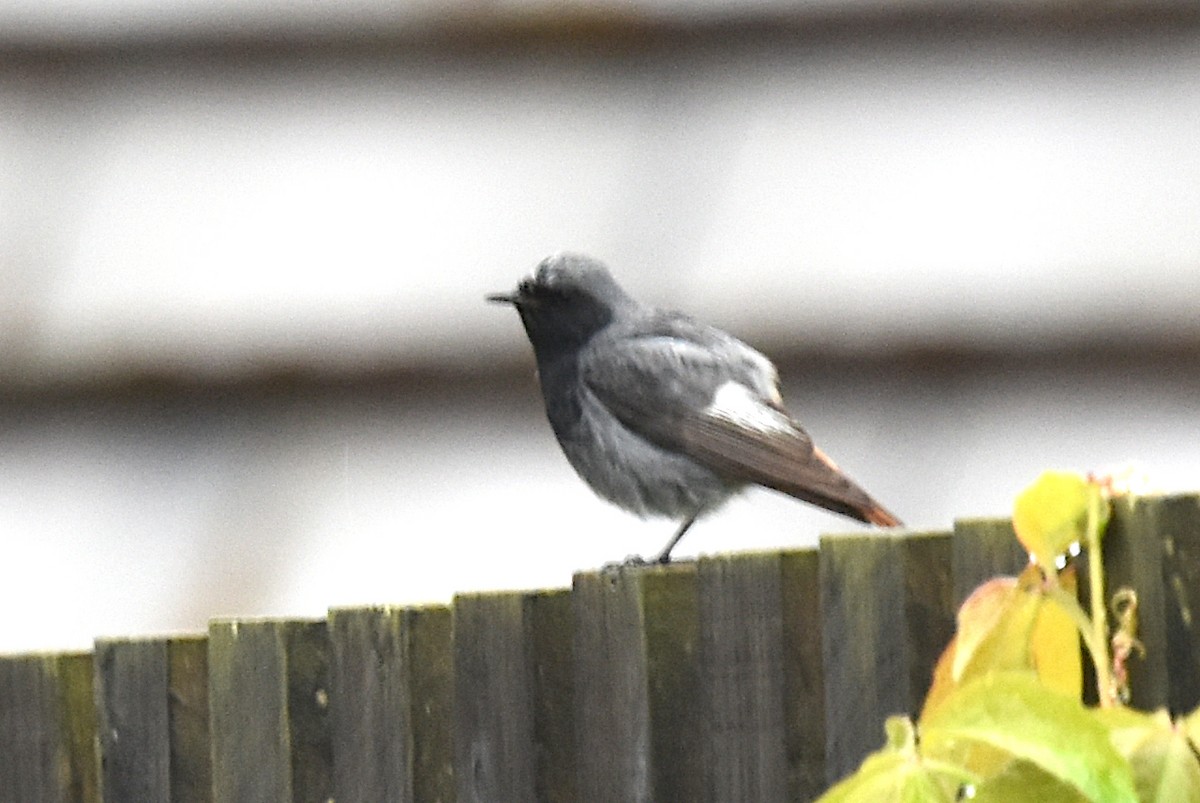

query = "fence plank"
[[329, 605, 455, 802], [408, 607, 456, 801], [572, 569, 651, 801], [0, 652, 98, 803], [780, 549, 826, 800], [453, 592, 535, 802], [1154, 495, 1200, 715], [820, 534, 906, 783], [168, 636, 212, 803], [819, 531, 953, 785], [1103, 493, 1200, 713], [901, 533, 956, 710], [697, 552, 788, 802], [208, 619, 332, 803], [209, 620, 285, 802], [95, 639, 170, 801], [1104, 496, 1170, 710], [526, 589, 576, 802], [573, 564, 701, 803], [329, 606, 415, 802], [452, 589, 574, 803], [952, 517, 1027, 606]]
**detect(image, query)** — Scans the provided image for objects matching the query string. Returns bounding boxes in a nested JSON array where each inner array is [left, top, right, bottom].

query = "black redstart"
[[489, 252, 901, 563]]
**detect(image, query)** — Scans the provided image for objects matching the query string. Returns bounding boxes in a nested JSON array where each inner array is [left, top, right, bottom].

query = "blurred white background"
[[2, 1, 1198, 652]]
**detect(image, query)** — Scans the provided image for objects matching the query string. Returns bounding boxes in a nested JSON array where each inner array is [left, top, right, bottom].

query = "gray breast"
[[554, 386, 740, 520]]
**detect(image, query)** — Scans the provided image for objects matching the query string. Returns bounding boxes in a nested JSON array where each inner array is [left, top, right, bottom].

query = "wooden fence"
[[2, 494, 1198, 802]]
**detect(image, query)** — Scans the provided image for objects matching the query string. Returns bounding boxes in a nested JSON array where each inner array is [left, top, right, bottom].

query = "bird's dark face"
[[489, 253, 633, 356]]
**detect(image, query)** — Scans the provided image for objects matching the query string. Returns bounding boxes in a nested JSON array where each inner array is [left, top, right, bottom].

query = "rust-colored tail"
[[863, 503, 902, 528], [809, 447, 903, 528]]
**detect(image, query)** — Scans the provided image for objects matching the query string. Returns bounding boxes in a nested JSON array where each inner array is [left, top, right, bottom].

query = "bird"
[[488, 252, 901, 563]]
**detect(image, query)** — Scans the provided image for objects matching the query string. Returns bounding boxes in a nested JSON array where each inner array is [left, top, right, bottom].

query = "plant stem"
[[1085, 491, 1115, 707], [1045, 583, 1110, 701]]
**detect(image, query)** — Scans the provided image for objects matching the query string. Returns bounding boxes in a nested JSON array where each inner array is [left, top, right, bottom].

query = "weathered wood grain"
[[0, 497, 1197, 801], [819, 530, 952, 785], [208, 619, 331, 803], [1103, 493, 1200, 713], [95, 638, 170, 801], [573, 563, 701, 803], [698, 551, 788, 802], [0, 652, 98, 803], [452, 589, 573, 803], [167, 636, 212, 803], [952, 517, 1028, 606]]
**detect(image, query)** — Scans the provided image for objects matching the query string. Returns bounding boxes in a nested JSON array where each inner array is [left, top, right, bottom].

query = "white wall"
[[2, 7, 1198, 651], [3, 20, 1199, 384]]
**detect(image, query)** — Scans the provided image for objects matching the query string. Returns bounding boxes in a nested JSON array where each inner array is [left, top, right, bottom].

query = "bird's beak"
[[486, 291, 518, 306]]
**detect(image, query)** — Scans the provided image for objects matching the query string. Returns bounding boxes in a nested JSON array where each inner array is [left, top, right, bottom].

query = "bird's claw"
[[599, 554, 653, 575]]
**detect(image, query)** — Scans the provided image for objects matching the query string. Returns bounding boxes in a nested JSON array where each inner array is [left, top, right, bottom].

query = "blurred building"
[[2, 1, 1198, 652]]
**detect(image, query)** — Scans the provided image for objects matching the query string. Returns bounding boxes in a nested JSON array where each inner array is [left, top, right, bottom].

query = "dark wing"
[[582, 315, 902, 526]]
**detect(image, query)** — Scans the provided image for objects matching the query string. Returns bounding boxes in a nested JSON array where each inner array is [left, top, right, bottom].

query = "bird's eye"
[[530, 272, 571, 300], [535, 268, 560, 289]]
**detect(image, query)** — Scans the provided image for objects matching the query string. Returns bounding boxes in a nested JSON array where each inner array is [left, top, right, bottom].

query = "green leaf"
[[818, 717, 973, 803], [1184, 705, 1200, 755], [1030, 567, 1082, 698], [818, 755, 962, 803], [949, 575, 1036, 683], [1012, 471, 1108, 569], [969, 759, 1090, 803], [885, 715, 916, 750], [922, 563, 1082, 722], [1097, 707, 1200, 803], [922, 672, 1137, 802]]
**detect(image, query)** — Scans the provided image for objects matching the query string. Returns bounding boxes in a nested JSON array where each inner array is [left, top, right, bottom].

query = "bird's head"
[[488, 253, 634, 353]]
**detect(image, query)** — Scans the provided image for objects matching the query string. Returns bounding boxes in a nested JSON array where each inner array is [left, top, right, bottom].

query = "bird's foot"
[[599, 554, 654, 575], [599, 551, 678, 576]]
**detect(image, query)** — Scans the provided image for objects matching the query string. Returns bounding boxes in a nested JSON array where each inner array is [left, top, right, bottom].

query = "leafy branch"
[[820, 471, 1200, 802]]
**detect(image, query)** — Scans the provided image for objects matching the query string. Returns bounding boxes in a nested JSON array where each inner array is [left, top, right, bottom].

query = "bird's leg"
[[599, 512, 700, 571], [650, 513, 699, 565]]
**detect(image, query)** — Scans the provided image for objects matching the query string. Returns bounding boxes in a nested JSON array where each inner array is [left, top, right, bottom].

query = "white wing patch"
[[705, 381, 794, 434], [743, 349, 783, 404]]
